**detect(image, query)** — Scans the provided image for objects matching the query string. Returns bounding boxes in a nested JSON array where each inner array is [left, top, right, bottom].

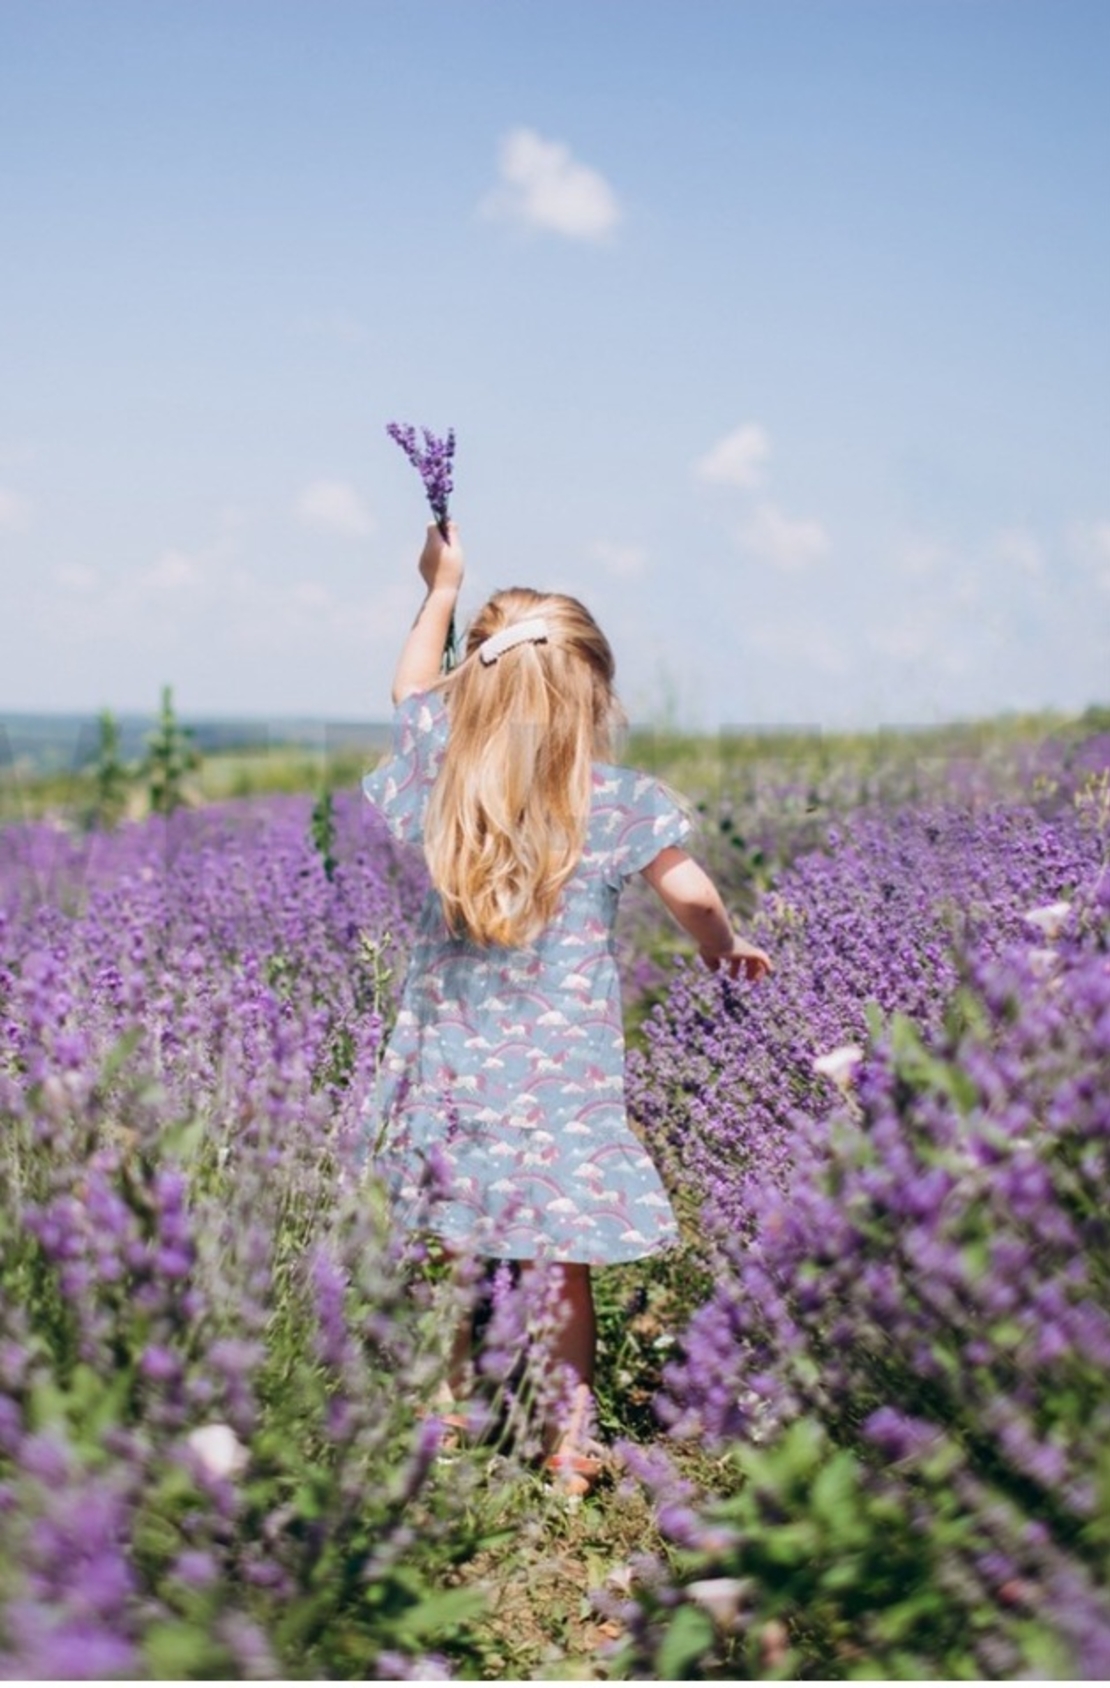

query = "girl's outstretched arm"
[[391, 523, 465, 705], [642, 846, 773, 982]]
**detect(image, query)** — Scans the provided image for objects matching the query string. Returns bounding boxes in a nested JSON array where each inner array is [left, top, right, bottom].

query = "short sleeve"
[[603, 769, 694, 887], [362, 689, 449, 845]]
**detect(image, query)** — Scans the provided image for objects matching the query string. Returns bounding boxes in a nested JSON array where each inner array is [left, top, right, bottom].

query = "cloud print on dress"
[[480, 127, 622, 242]]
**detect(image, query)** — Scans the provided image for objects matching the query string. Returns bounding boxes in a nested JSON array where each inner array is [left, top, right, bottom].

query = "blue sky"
[[2, 0, 1108, 730]]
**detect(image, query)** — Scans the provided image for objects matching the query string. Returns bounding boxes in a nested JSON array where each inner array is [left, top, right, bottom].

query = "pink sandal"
[[544, 1442, 605, 1497], [544, 1385, 606, 1496]]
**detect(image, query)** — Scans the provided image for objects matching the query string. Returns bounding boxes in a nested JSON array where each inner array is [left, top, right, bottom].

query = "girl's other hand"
[[700, 936, 773, 982], [419, 521, 465, 595]]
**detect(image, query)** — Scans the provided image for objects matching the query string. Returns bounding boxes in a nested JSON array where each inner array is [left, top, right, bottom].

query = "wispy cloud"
[[54, 563, 99, 594], [296, 480, 375, 539], [1070, 519, 1110, 593], [992, 526, 1044, 578], [736, 502, 830, 571], [695, 424, 828, 571], [590, 540, 648, 578], [299, 309, 370, 346], [695, 424, 770, 490], [480, 127, 622, 242], [0, 487, 31, 533]]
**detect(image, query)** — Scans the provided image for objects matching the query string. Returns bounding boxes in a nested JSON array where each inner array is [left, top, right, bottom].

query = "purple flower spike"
[[385, 421, 455, 541], [385, 420, 459, 671]]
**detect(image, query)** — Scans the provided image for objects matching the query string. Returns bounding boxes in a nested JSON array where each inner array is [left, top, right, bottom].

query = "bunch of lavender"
[[386, 422, 458, 672]]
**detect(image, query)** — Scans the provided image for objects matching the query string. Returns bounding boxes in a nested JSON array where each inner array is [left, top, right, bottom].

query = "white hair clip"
[[478, 616, 551, 665]]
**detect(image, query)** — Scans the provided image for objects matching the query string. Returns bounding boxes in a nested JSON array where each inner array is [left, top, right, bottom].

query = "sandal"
[[543, 1382, 607, 1497], [544, 1444, 605, 1498]]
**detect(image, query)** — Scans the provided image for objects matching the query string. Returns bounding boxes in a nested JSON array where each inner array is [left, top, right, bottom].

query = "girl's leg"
[[546, 1261, 596, 1396], [519, 1261, 601, 1491]]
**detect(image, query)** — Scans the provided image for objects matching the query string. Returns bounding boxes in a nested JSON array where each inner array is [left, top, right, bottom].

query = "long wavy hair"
[[422, 587, 625, 948]]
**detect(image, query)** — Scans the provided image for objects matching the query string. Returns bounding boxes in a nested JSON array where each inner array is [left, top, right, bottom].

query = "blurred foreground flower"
[[186, 1422, 248, 1480]]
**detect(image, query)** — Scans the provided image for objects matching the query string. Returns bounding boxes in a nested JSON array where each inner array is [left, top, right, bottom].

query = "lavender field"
[[2, 720, 1109, 1679]]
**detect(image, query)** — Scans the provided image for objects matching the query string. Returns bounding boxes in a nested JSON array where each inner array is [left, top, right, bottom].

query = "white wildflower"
[[687, 1576, 751, 1627], [186, 1423, 248, 1480], [1022, 900, 1071, 939], [812, 1043, 864, 1090]]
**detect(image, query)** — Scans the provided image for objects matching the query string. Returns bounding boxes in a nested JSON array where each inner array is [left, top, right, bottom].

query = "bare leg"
[[545, 1262, 596, 1397], [428, 1243, 473, 1405], [446, 1302, 472, 1399], [517, 1261, 600, 1491]]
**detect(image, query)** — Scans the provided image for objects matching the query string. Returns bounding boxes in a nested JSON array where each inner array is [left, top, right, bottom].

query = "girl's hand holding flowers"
[[419, 521, 464, 596]]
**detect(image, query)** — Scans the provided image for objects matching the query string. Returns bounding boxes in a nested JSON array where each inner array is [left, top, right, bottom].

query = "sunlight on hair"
[[423, 589, 625, 947]]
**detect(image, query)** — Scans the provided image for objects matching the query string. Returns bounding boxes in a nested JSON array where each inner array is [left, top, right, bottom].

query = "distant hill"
[[0, 711, 393, 776]]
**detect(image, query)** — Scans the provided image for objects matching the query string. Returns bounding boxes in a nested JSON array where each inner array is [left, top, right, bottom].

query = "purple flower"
[[385, 421, 455, 538], [139, 1344, 181, 1384], [386, 421, 458, 670], [171, 1549, 219, 1589]]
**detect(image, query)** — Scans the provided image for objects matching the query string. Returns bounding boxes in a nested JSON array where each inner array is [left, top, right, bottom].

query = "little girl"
[[362, 523, 771, 1493]]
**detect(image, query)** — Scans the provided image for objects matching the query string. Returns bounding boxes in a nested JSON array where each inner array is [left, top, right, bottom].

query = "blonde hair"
[[423, 587, 625, 948]]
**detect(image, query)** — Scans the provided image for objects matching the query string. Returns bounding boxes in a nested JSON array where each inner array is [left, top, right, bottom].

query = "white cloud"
[[0, 487, 31, 532], [895, 536, 951, 579], [296, 480, 375, 540], [736, 502, 830, 571], [1069, 520, 1110, 593], [993, 527, 1044, 578], [148, 549, 205, 592], [480, 127, 622, 242], [746, 619, 850, 677], [695, 424, 770, 490], [590, 540, 648, 578], [55, 563, 99, 594], [124, 517, 247, 613]]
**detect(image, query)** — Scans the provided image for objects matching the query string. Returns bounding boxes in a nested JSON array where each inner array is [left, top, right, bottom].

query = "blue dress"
[[361, 688, 692, 1264]]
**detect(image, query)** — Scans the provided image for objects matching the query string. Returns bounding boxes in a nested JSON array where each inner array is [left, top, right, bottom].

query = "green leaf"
[[144, 1619, 223, 1678], [870, 1588, 946, 1644], [160, 1114, 205, 1161], [888, 1013, 976, 1112], [97, 1027, 144, 1087], [657, 1603, 716, 1680], [762, 1520, 820, 1566], [390, 1584, 487, 1645], [67, 1361, 134, 1448], [810, 1451, 866, 1546], [27, 1375, 69, 1432], [864, 999, 887, 1042]]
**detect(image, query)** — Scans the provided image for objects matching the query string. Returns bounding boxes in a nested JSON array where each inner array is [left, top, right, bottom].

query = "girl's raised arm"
[[391, 523, 465, 705]]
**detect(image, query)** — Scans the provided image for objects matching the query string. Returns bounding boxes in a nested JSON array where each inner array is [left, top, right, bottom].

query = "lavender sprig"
[[386, 422, 458, 670], [385, 423, 455, 542]]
